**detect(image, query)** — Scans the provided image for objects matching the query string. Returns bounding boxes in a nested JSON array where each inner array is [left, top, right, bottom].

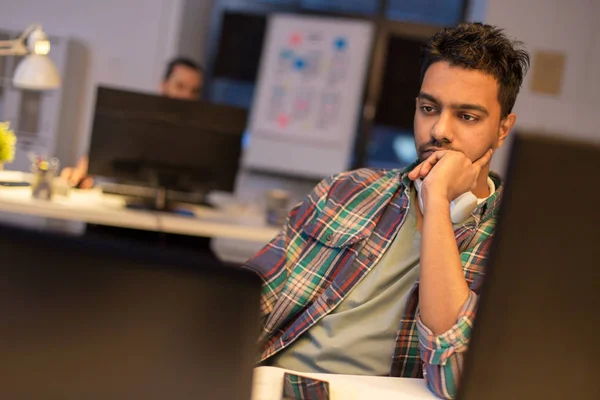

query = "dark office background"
[[204, 0, 468, 170]]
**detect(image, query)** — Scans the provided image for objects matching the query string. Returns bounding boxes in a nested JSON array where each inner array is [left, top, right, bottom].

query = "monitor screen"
[[361, 33, 427, 169], [0, 223, 261, 400], [374, 34, 426, 131], [212, 11, 267, 82], [87, 86, 248, 194]]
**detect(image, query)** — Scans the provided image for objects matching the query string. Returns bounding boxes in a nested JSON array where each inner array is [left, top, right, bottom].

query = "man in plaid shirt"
[[246, 22, 530, 399]]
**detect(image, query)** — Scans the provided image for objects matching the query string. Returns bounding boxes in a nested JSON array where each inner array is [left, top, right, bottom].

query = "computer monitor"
[[87, 86, 247, 208], [0, 222, 262, 400], [457, 133, 600, 400], [212, 11, 267, 82]]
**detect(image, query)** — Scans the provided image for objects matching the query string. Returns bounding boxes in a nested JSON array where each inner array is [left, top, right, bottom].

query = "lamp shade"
[[13, 54, 61, 90]]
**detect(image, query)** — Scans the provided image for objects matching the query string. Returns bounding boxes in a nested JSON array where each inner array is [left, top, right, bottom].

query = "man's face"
[[160, 65, 203, 100], [414, 61, 515, 164]]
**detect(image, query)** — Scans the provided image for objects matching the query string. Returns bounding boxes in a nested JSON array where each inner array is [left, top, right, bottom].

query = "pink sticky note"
[[277, 114, 290, 128], [289, 33, 302, 47]]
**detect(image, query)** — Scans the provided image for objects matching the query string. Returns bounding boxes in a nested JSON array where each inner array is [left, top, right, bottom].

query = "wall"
[[470, 0, 599, 174], [0, 0, 184, 166], [177, 0, 216, 67]]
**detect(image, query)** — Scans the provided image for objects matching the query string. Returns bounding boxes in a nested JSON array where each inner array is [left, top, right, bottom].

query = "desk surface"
[[0, 171, 279, 243], [252, 366, 437, 400]]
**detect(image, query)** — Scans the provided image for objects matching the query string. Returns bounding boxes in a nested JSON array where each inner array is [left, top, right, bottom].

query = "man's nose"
[[430, 111, 454, 144]]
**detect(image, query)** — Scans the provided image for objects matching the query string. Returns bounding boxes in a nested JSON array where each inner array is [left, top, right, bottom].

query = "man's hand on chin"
[[408, 149, 493, 205]]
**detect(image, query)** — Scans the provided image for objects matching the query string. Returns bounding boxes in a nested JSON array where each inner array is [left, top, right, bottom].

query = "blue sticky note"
[[280, 49, 294, 59], [334, 37, 347, 51]]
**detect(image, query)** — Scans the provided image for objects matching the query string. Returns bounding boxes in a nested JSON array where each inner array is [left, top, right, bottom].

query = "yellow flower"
[[0, 121, 17, 164]]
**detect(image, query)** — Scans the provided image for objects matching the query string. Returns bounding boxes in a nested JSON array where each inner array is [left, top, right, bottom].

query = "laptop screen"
[[0, 224, 261, 400], [458, 133, 600, 400]]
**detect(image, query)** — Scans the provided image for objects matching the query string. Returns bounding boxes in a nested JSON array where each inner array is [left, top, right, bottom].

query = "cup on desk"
[[31, 158, 59, 200], [265, 189, 290, 227]]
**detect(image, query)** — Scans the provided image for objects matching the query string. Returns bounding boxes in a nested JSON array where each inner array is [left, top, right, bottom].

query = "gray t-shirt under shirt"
[[270, 190, 421, 375]]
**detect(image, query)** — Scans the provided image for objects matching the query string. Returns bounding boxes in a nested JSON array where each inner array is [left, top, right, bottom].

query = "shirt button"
[[325, 234, 333, 242], [326, 298, 335, 306], [282, 333, 290, 342], [368, 253, 376, 261]]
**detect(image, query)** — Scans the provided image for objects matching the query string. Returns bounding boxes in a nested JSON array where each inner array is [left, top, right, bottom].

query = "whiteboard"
[[243, 14, 375, 178]]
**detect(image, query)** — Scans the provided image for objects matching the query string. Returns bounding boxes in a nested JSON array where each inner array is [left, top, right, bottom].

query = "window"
[[386, 0, 465, 26], [375, 35, 424, 130], [210, 11, 267, 109], [212, 12, 267, 82], [366, 126, 417, 169], [209, 79, 256, 109], [255, 0, 298, 4], [365, 34, 426, 169], [301, 0, 381, 15]]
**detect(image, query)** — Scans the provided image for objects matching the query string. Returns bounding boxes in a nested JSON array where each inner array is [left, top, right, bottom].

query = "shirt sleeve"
[[416, 291, 478, 399]]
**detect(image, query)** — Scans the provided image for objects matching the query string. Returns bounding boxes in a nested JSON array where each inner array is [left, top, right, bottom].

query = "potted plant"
[[0, 122, 16, 171]]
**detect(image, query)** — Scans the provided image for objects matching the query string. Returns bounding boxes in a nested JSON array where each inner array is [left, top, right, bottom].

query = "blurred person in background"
[[61, 57, 204, 188]]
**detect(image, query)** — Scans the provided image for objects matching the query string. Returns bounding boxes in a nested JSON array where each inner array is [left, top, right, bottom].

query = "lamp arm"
[[0, 24, 42, 56]]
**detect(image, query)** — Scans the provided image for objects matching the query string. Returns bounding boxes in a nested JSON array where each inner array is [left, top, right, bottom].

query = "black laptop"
[[458, 133, 600, 400], [0, 224, 261, 400]]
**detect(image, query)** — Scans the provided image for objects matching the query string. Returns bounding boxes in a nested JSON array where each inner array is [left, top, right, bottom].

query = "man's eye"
[[420, 106, 436, 113], [461, 114, 477, 122]]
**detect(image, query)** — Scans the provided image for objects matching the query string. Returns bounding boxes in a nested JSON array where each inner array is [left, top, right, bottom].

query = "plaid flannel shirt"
[[245, 164, 502, 399]]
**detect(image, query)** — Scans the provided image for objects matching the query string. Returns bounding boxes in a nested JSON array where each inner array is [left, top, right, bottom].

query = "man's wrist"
[[423, 191, 452, 215]]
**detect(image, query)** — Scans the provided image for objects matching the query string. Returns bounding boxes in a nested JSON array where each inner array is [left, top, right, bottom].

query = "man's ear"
[[497, 113, 516, 149]]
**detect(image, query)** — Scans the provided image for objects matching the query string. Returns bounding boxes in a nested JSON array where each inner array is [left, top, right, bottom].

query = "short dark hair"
[[163, 57, 203, 81], [421, 22, 530, 117]]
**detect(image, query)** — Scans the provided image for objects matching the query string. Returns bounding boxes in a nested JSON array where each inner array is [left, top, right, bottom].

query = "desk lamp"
[[0, 24, 61, 90]]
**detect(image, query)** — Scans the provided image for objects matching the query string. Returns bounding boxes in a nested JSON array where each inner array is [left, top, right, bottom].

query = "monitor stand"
[[101, 183, 213, 215], [123, 187, 214, 215]]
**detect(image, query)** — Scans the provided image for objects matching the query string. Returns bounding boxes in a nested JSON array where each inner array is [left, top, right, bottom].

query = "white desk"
[[0, 171, 279, 248], [252, 366, 437, 400]]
